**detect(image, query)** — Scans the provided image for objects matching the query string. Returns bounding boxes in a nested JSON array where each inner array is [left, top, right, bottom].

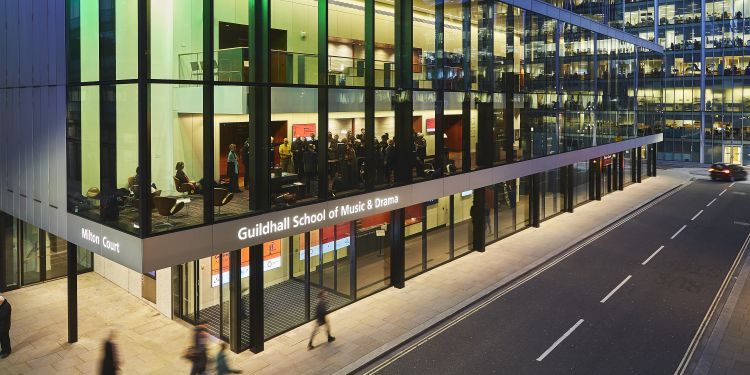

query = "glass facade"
[[65, 0, 662, 237], [58, 0, 662, 354]]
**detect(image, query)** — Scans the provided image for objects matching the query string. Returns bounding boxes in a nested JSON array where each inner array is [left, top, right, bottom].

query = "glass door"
[[21, 222, 41, 285], [1, 214, 19, 290], [724, 145, 742, 164]]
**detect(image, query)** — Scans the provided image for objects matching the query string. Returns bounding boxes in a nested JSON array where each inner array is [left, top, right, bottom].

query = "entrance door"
[[21, 222, 41, 285], [724, 145, 742, 164]]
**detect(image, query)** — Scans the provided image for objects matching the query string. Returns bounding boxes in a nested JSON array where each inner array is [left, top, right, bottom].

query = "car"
[[709, 163, 748, 181]]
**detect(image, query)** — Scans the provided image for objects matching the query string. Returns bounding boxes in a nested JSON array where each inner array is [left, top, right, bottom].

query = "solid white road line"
[[536, 319, 585, 362], [691, 210, 704, 221], [706, 198, 717, 207], [730, 182, 736, 188], [642, 246, 665, 266], [600, 275, 633, 303], [671, 225, 687, 240], [719, 189, 727, 196]]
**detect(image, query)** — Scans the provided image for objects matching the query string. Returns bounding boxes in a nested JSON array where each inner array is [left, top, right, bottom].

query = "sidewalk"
[[0, 170, 689, 374]]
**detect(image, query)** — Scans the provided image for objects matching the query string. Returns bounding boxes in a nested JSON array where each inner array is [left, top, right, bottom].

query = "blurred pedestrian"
[[308, 291, 335, 350], [100, 330, 119, 375], [216, 343, 241, 375], [184, 321, 208, 375], [0, 295, 10, 358]]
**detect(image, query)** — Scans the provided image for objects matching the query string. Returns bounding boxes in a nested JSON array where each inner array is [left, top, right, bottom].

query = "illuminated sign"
[[237, 195, 400, 242], [81, 228, 120, 254]]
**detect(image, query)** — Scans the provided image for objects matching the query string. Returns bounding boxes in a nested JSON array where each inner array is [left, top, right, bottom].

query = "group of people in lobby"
[[167, 128, 433, 204]]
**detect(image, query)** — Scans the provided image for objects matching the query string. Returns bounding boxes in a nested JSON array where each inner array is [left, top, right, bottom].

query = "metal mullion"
[[318, 0, 329, 200], [449, 194, 455, 260], [202, 0, 216, 224], [349, 221, 357, 300], [421, 203, 427, 272], [364, 0, 375, 190], [137, 0, 151, 235], [434, 0, 445, 176], [461, 0, 471, 172], [304, 231, 311, 321]]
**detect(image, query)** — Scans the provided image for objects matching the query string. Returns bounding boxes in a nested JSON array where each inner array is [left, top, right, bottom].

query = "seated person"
[[175, 162, 202, 194], [132, 166, 158, 194]]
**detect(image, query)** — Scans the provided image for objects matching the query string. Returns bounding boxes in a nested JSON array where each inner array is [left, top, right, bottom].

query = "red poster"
[[426, 118, 436, 133], [293, 123, 317, 139]]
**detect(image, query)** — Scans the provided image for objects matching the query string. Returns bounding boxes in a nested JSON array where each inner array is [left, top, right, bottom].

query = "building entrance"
[[723, 145, 742, 165]]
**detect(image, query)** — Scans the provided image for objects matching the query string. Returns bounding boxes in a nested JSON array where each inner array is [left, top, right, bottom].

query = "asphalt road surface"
[[360, 178, 750, 375]]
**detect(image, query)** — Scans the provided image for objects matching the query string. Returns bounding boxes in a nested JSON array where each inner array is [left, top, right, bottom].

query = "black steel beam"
[[248, 244, 264, 353], [67, 243, 78, 344], [390, 209, 405, 288]]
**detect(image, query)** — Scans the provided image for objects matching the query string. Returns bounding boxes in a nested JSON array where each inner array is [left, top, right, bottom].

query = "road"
[[359, 178, 750, 375]]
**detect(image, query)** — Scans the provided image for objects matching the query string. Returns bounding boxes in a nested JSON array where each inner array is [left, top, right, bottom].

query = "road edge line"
[[674, 231, 750, 375]]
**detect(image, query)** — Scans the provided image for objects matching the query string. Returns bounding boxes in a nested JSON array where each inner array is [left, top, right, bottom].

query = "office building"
[[0, 0, 661, 352]]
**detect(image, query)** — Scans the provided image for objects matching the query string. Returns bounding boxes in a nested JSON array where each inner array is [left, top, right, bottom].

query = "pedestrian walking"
[[184, 321, 209, 375], [0, 295, 11, 358], [100, 330, 120, 375], [308, 291, 335, 350], [215, 343, 242, 375]]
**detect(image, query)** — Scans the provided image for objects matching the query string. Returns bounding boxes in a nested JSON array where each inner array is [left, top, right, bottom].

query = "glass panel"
[[356, 213, 391, 298], [444, 92, 464, 173], [113, 84, 140, 234], [182, 261, 198, 323], [453, 192, 473, 257], [328, 89, 366, 196], [214, 0, 252, 83], [574, 161, 590, 206], [271, 87, 318, 208], [328, 0, 365, 87], [484, 187, 496, 242], [214, 86, 252, 219], [80, 0, 100, 82], [150, 1, 204, 80], [413, 91, 436, 180], [21, 222, 41, 285], [263, 239, 303, 339], [375, 90, 396, 186], [240, 248, 251, 349], [150, 84, 205, 233], [115, 0, 138, 80], [516, 176, 531, 229], [497, 181, 515, 237], [2, 215, 18, 289], [45, 232, 69, 280], [199, 256, 222, 337], [271, 0, 318, 85], [77, 247, 92, 271], [426, 197, 451, 269], [404, 204, 424, 278], [375, 0, 396, 88]]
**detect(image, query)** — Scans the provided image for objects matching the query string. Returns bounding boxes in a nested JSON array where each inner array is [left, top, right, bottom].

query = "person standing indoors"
[[101, 330, 120, 375], [227, 144, 242, 193], [308, 291, 335, 350], [241, 138, 251, 189], [279, 138, 293, 173], [215, 343, 242, 375], [292, 137, 305, 175], [384, 139, 397, 185], [0, 296, 11, 358]]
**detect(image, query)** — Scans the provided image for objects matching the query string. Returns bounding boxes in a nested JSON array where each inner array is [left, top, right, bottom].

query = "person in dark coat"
[[292, 137, 305, 175], [0, 295, 11, 358], [303, 144, 318, 195], [188, 321, 208, 375], [384, 139, 397, 185], [308, 291, 335, 350], [100, 331, 119, 375]]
